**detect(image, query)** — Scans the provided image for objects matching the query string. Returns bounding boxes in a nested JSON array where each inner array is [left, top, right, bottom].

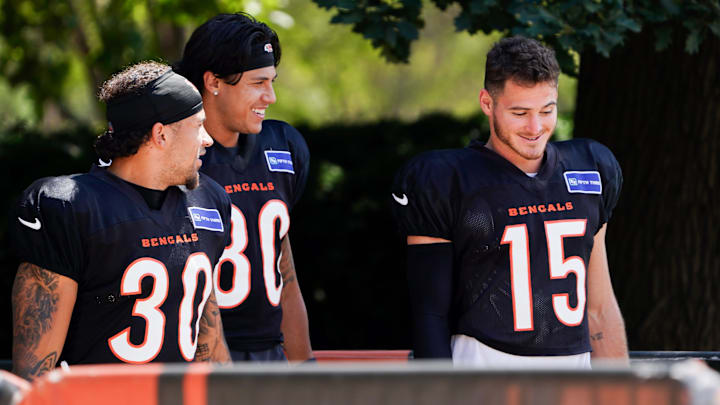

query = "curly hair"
[[94, 61, 171, 160], [484, 37, 560, 98], [174, 12, 281, 94]]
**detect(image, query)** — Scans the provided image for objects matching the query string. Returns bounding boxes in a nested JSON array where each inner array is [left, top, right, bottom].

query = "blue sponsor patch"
[[187, 207, 224, 232], [264, 150, 294, 174], [563, 171, 602, 194]]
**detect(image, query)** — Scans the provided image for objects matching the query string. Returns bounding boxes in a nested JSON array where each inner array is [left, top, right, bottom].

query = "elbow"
[[587, 299, 625, 331]]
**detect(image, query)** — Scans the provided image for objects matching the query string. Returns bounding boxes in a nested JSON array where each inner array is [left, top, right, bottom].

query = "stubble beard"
[[492, 112, 546, 161], [184, 171, 199, 190], [166, 159, 200, 190]]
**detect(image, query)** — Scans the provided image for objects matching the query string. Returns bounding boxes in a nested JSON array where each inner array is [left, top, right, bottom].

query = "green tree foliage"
[[0, 0, 282, 127], [273, 2, 503, 125], [275, 3, 568, 131], [0, 0, 576, 132], [313, 0, 720, 74]]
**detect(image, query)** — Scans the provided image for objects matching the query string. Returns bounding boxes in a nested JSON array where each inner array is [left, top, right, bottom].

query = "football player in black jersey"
[[175, 13, 312, 362], [11, 62, 231, 381], [392, 37, 628, 368]]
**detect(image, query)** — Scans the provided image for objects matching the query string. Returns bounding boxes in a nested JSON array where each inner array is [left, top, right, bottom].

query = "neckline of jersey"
[[207, 132, 258, 173], [468, 139, 558, 182], [89, 165, 183, 229]]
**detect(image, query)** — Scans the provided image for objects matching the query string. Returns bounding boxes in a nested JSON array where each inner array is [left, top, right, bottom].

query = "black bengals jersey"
[[392, 139, 622, 356], [11, 166, 231, 364], [199, 120, 309, 351]]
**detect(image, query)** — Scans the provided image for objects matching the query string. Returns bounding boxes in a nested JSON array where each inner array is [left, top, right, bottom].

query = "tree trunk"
[[574, 29, 720, 350]]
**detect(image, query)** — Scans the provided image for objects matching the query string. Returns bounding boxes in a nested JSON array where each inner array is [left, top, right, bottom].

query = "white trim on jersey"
[[450, 334, 591, 369]]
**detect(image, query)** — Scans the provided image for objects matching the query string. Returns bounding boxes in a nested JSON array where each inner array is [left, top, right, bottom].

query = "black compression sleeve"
[[406, 243, 453, 359]]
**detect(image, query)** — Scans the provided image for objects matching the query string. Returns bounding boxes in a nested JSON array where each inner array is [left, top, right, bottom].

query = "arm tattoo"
[[12, 263, 61, 379], [14, 351, 58, 381], [195, 294, 223, 362], [198, 294, 218, 335], [12, 263, 60, 346], [28, 352, 58, 378], [590, 332, 604, 341], [279, 237, 297, 285], [195, 344, 210, 361]]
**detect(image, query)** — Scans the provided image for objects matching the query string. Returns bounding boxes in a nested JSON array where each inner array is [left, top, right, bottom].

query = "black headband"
[[106, 70, 203, 133], [240, 42, 275, 73]]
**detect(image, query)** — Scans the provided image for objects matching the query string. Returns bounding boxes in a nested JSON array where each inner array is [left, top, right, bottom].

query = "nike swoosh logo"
[[98, 158, 112, 167], [18, 217, 42, 230], [392, 193, 408, 206]]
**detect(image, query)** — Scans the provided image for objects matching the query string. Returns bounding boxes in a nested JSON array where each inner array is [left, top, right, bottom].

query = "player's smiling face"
[[168, 110, 212, 189], [480, 80, 558, 173], [216, 65, 277, 135]]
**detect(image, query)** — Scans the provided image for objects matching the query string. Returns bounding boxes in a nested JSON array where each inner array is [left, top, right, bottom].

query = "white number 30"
[[108, 253, 213, 363], [213, 200, 290, 309]]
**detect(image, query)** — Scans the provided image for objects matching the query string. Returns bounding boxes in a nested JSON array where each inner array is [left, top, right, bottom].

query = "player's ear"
[[203, 71, 220, 97], [149, 122, 167, 147], [478, 89, 494, 116]]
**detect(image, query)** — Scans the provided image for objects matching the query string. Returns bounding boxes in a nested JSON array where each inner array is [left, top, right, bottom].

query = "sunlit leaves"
[[313, 0, 720, 75], [314, 0, 424, 62], [0, 0, 283, 126]]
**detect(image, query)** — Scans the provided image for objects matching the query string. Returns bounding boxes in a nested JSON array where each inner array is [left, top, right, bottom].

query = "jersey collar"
[[204, 133, 258, 173], [89, 165, 182, 228], [468, 139, 558, 183]]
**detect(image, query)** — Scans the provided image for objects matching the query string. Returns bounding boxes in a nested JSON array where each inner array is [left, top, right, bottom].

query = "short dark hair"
[[484, 36, 560, 98], [94, 61, 171, 161], [174, 12, 281, 94]]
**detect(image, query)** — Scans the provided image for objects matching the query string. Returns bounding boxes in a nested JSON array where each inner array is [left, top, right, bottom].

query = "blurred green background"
[[0, 0, 579, 131]]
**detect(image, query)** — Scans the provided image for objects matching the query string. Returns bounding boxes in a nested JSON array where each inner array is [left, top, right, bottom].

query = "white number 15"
[[501, 219, 587, 331]]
